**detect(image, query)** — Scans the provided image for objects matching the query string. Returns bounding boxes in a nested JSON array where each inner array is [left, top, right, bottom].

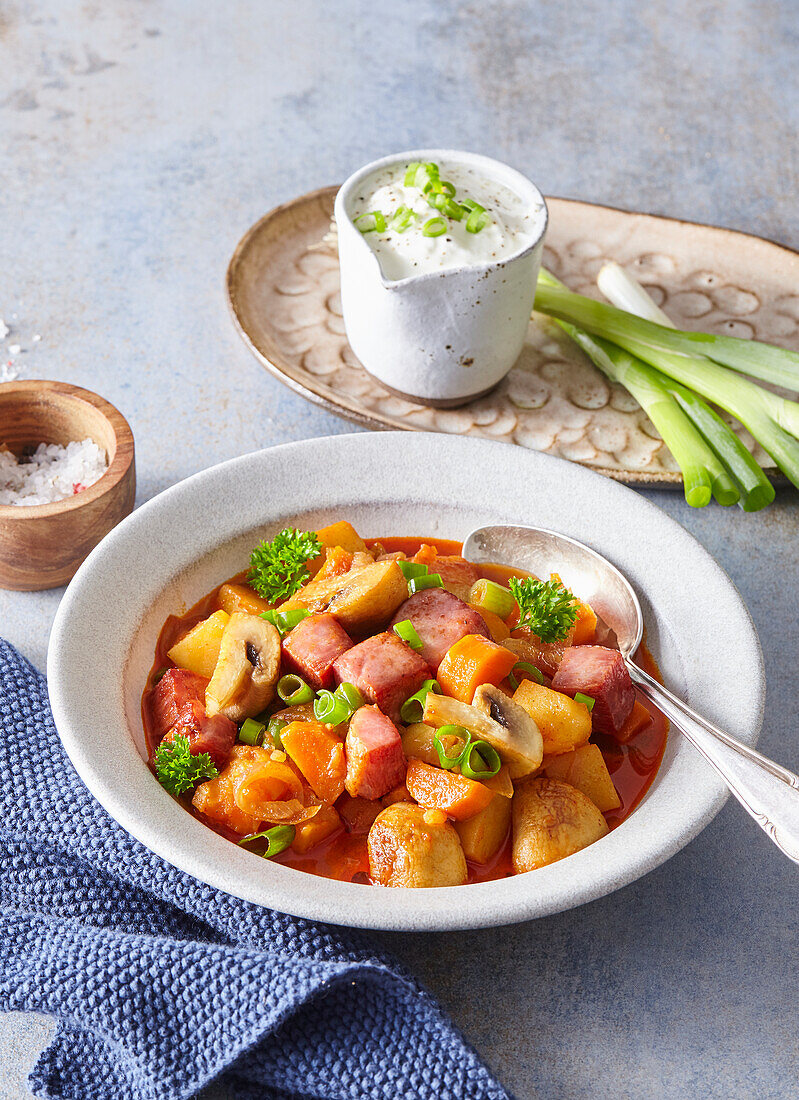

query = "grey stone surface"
[[1, 1, 797, 1097]]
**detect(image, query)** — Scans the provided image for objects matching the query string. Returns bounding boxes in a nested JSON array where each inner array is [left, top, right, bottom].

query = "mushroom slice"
[[423, 684, 543, 779], [205, 612, 281, 721]]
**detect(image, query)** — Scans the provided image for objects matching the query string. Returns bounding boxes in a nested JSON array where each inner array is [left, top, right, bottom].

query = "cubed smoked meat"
[[345, 705, 407, 800], [389, 588, 489, 670], [551, 645, 635, 737], [282, 613, 353, 690], [332, 632, 430, 724]]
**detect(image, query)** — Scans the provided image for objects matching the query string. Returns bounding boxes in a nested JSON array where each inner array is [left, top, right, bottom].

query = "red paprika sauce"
[[142, 536, 668, 886]]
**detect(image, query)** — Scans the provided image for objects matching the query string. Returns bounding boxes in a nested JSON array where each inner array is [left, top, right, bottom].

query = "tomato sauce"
[[142, 536, 668, 885]]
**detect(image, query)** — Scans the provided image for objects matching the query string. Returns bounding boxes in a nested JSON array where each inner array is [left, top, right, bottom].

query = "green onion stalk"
[[538, 269, 734, 507], [535, 271, 799, 494]]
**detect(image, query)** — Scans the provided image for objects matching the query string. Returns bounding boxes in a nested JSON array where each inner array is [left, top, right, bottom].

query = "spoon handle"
[[628, 661, 799, 862]]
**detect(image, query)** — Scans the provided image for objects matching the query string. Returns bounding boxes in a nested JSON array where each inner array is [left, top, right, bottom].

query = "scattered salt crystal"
[[8, 344, 20, 355], [32, 334, 41, 342], [0, 320, 8, 339], [0, 439, 108, 506]]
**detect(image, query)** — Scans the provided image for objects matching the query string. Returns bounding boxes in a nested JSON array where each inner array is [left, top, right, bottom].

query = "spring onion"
[[354, 210, 387, 234], [261, 607, 311, 636], [595, 263, 776, 511], [389, 205, 416, 232], [238, 718, 266, 746], [277, 674, 314, 705], [430, 193, 464, 220], [400, 679, 442, 724], [537, 269, 739, 507], [434, 725, 471, 769], [404, 161, 422, 186], [238, 824, 295, 858], [428, 178, 457, 196], [399, 560, 428, 580], [408, 573, 444, 595], [336, 682, 364, 712], [466, 208, 489, 234], [393, 619, 424, 651], [313, 682, 363, 725], [422, 217, 448, 238], [459, 739, 501, 780], [534, 278, 799, 391], [468, 578, 515, 619], [508, 661, 544, 690], [574, 692, 595, 712], [266, 716, 288, 750]]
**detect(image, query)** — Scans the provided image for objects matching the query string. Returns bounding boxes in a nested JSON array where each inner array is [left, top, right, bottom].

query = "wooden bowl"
[[0, 381, 135, 590]]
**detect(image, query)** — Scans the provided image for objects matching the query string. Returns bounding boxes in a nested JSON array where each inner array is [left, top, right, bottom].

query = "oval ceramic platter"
[[226, 187, 799, 486], [48, 433, 764, 931]]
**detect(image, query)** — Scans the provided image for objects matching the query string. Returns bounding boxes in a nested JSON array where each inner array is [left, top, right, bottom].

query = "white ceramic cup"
[[335, 149, 548, 407]]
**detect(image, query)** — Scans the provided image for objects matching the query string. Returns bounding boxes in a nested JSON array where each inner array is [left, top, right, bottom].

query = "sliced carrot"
[[411, 543, 438, 567], [550, 572, 597, 644], [280, 720, 347, 803], [405, 758, 494, 821], [437, 633, 517, 703], [315, 546, 354, 580], [474, 606, 511, 642], [292, 803, 342, 853], [614, 700, 652, 744]]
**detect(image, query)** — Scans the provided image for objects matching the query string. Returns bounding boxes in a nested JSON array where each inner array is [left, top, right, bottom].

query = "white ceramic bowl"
[[48, 433, 764, 930], [335, 150, 548, 406]]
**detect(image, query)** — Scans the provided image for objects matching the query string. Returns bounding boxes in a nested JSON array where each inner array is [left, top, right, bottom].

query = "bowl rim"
[[47, 432, 765, 930], [334, 147, 549, 288], [0, 379, 134, 519]]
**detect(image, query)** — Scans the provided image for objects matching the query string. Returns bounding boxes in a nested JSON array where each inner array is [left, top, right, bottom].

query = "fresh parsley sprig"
[[154, 734, 219, 798], [247, 528, 322, 603], [508, 576, 578, 643]]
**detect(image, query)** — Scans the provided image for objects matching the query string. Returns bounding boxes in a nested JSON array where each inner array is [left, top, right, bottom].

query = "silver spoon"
[[463, 523, 799, 862]]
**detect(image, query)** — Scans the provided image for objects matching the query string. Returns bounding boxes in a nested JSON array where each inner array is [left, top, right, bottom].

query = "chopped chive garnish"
[[399, 560, 429, 580], [408, 572, 444, 595], [434, 724, 472, 769], [574, 692, 595, 712], [400, 678, 442, 724], [238, 718, 266, 746], [430, 193, 464, 220], [422, 216, 448, 238], [238, 824, 295, 858], [277, 673, 314, 705], [468, 578, 515, 619], [459, 739, 501, 780], [266, 716, 288, 749], [393, 619, 424, 651], [508, 661, 545, 691]]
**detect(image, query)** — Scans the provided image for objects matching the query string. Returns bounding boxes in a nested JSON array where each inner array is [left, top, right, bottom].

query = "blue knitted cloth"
[[0, 640, 509, 1100]]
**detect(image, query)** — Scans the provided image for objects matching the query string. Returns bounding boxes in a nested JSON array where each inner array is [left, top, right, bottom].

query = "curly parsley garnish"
[[154, 734, 219, 798], [508, 576, 578, 643], [247, 528, 322, 603]]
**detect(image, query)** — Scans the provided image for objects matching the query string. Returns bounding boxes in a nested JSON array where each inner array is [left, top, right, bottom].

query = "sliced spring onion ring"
[[422, 216, 448, 238], [408, 572, 443, 595], [399, 678, 442, 724], [354, 210, 387, 234], [468, 578, 515, 619], [336, 682, 364, 712], [430, 193, 464, 220], [393, 619, 424, 651], [389, 205, 416, 232], [574, 692, 595, 712], [404, 161, 422, 186], [466, 208, 489, 234], [266, 716, 288, 750], [459, 739, 501, 780], [277, 674, 314, 705], [399, 560, 428, 580], [238, 718, 266, 746], [261, 607, 310, 636], [460, 198, 485, 213], [313, 690, 350, 725], [508, 661, 545, 690], [238, 824, 296, 858], [434, 724, 471, 769]]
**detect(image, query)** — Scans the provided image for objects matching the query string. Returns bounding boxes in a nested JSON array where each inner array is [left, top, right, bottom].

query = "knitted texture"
[[0, 640, 509, 1100]]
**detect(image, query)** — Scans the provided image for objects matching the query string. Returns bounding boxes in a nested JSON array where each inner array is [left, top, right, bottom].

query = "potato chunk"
[[167, 610, 229, 679], [368, 802, 467, 887], [511, 679, 591, 756], [543, 743, 621, 812], [512, 776, 608, 872], [455, 785, 512, 864]]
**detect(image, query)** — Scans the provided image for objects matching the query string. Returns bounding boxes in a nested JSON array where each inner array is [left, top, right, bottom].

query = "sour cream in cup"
[[335, 150, 548, 406]]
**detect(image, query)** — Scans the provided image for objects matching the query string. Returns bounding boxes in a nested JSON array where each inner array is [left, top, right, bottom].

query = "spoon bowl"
[[464, 522, 799, 864]]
